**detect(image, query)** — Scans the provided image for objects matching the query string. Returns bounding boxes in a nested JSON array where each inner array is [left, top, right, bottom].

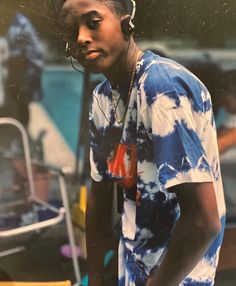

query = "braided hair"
[[102, 0, 132, 15]]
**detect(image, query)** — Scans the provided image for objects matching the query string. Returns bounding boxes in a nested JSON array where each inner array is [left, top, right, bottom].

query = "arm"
[[86, 179, 114, 286], [146, 182, 221, 286], [217, 127, 236, 154]]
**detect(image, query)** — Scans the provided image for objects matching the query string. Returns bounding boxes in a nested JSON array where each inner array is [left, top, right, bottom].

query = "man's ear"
[[120, 15, 135, 38]]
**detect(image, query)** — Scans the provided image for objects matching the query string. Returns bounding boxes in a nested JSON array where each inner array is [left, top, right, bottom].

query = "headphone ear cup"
[[121, 17, 135, 36]]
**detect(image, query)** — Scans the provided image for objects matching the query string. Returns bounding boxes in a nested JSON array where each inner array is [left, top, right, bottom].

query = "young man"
[[61, 1, 226, 285]]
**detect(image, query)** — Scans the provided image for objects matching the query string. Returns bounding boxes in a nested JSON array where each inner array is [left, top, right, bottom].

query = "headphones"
[[65, 42, 71, 58], [121, 0, 136, 36]]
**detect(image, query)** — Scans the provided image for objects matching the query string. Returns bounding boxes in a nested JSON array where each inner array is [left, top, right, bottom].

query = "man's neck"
[[104, 40, 141, 88]]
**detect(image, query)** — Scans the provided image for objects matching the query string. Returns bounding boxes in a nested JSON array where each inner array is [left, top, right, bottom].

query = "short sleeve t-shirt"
[[89, 51, 226, 286]]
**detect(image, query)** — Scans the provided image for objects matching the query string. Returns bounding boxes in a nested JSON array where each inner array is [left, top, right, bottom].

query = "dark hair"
[[103, 0, 131, 16], [60, 0, 131, 16]]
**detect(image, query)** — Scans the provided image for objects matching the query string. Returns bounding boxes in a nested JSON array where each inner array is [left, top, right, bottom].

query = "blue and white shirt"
[[89, 51, 226, 286]]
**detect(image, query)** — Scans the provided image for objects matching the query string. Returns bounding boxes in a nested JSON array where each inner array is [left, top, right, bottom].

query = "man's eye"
[[87, 19, 101, 30]]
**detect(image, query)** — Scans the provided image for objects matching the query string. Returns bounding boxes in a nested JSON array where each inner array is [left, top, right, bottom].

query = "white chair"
[[0, 117, 81, 286]]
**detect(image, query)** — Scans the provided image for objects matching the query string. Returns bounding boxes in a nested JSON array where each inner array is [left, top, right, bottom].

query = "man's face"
[[62, 0, 127, 73]]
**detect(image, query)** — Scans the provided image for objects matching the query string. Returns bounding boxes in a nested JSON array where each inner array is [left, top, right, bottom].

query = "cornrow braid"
[[61, 0, 132, 16], [102, 0, 131, 16]]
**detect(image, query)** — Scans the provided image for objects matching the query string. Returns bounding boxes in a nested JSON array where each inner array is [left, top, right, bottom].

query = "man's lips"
[[83, 50, 101, 61]]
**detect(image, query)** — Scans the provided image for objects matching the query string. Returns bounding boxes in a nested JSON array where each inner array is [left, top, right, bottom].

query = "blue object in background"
[[215, 107, 227, 128], [41, 69, 103, 156], [41, 68, 83, 154]]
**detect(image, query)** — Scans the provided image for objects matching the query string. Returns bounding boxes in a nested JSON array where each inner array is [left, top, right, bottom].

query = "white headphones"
[[130, 0, 136, 26], [121, 0, 136, 35]]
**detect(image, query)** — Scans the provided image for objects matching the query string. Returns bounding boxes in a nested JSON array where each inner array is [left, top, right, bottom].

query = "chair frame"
[[0, 117, 81, 286]]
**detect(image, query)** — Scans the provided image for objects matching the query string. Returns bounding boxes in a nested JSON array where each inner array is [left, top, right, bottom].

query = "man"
[[61, 0, 225, 285], [6, 12, 43, 128]]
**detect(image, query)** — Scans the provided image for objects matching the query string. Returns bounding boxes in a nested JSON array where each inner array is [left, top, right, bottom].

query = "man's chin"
[[83, 62, 109, 74]]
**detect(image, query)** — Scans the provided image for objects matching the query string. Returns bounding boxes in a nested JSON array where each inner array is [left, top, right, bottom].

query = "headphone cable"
[[70, 56, 84, 74]]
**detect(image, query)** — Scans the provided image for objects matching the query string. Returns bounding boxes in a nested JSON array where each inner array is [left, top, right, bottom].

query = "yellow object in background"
[[0, 281, 71, 286], [79, 185, 87, 213], [72, 185, 87, 230]]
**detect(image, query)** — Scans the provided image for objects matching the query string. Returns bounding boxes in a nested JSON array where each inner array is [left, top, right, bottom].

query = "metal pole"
[[59, 174, 81, 285]]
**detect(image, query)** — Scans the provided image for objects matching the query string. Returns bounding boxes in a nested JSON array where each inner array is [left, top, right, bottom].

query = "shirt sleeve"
[[150, 93, 214, 189], [139, 60, 215, 190]]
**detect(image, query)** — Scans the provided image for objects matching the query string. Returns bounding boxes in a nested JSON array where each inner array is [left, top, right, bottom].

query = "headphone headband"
[[130, 0, 136, 21]]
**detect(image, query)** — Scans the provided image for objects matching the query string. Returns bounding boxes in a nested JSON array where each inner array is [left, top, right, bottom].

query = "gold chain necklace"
[[112, 50, 142, 124]]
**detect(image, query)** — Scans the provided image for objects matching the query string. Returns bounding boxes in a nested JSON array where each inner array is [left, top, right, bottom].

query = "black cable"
[[69, 36, 132, 125], [93, 92, 112, 124], [70, 56, 84, 74], [93, 37, 131, 125]]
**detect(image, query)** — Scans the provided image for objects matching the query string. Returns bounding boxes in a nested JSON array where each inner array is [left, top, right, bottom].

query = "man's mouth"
[[83, 50, 101, 61]]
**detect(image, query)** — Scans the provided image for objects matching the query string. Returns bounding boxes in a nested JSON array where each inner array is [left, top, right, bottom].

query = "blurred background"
[[1, 0, 236, 47], [0, 0, 236, 285]]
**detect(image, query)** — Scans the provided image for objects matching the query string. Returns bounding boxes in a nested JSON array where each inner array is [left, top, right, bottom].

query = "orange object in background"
[[218, 127, 236, 154]]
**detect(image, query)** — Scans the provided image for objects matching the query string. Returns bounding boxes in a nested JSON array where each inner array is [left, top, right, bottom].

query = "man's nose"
[[77, 26, 92, 46]]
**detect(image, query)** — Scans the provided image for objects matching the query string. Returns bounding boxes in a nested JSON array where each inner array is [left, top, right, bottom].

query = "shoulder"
[[93, 79, 110, 97], [91, 79, 111, 113], [137, 51, 209, 112]]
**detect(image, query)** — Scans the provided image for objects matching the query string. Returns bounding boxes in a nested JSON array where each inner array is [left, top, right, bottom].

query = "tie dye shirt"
[[89, 51, 226, 286]]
